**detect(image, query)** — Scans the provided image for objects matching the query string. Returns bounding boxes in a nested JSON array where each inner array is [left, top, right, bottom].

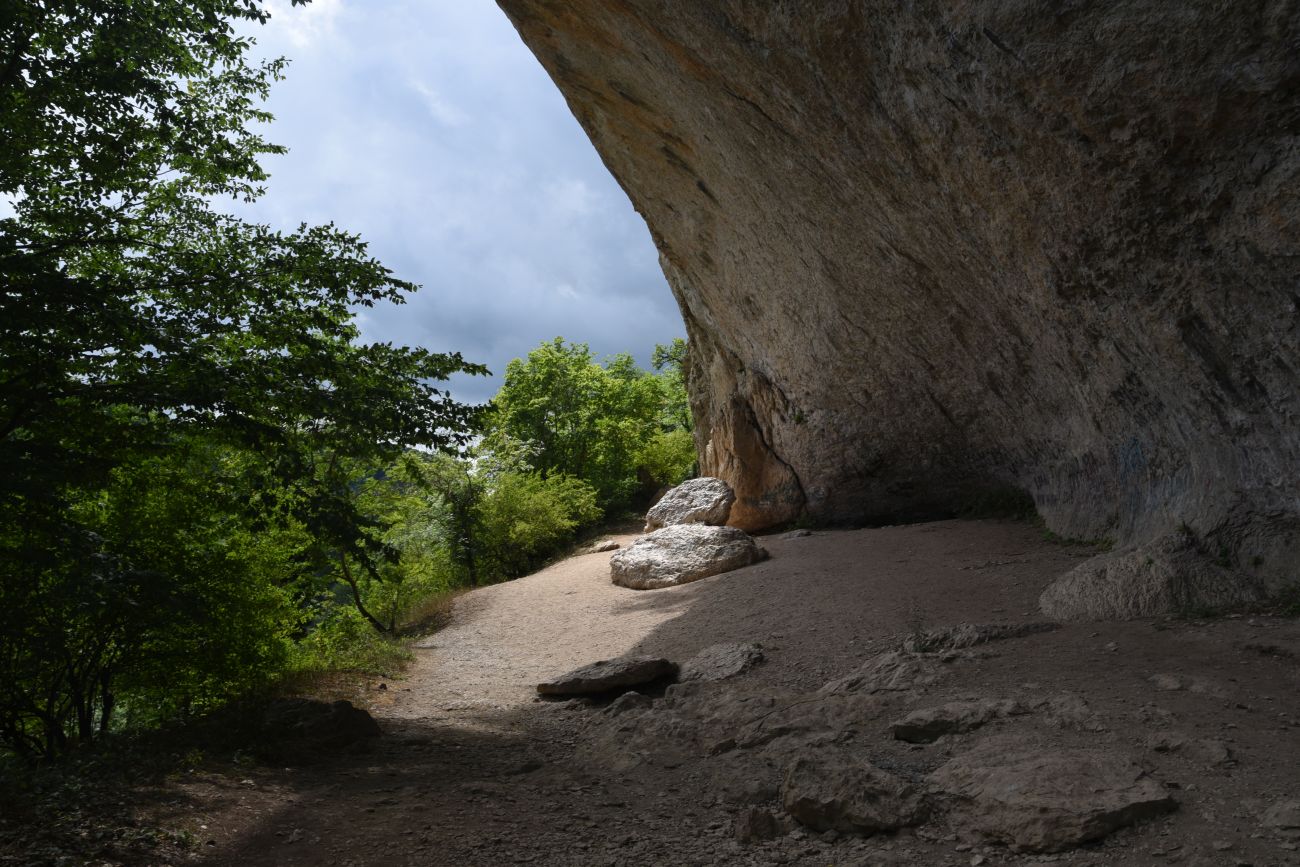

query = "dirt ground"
[[165, 519, 1299, 867]]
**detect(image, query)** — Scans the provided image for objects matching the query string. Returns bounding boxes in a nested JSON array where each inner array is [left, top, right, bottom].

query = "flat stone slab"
[[611, 524, 766, 590], [929, 743, 1177, 853], [536, 656, 678, 696], [644, 477, 735, 531], [679, 642, 764, 682]]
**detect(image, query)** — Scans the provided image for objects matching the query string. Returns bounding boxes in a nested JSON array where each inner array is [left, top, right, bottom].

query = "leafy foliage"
[[487, 338, 695, 509], [0, 0, 484, 759], [384, 448, 602, 588], [475, 465, 601, 579], [0, 0, 694, 766]]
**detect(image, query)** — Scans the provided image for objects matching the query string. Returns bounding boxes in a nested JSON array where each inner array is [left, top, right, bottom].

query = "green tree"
[[473, 460, 600, 580], [0, 435, 304, 758], [487, 338, 693, 509], [651, 337, 692, 432], [388, 444, 600, 588], [0, 0, 485, 758]]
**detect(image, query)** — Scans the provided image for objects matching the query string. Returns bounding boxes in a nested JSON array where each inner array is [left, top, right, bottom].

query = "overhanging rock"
[[496, 1, 1300, 614]]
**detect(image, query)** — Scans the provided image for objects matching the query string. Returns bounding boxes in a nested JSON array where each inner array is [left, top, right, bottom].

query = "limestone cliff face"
[[496, 1, 1300, 611]]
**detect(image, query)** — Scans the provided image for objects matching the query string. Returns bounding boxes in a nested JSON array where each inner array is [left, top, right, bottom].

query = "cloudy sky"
[[235, 1, 682, 402]]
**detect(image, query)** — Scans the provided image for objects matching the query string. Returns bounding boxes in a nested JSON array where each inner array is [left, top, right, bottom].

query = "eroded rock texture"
[[496, 2, 1300, 603]]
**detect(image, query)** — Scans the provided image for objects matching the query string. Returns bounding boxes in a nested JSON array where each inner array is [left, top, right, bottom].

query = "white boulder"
[[611, 524, 766, 590], [644, 477, 735, 532]]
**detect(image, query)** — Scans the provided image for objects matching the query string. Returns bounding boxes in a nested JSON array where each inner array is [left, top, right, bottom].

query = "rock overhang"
[[495, 0, 1300, 616]]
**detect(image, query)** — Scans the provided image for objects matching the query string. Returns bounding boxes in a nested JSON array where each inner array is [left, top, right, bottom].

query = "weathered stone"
[[679, 642, 764, 682], [1262, 800, 1300, 838], [734, 692, 883, 752], [901, 622, 1060, 655], [610, 524, 766, 590], [734, 807, 790, 843], [495, 1, 1300, 612], [819, 651, 940, 696], [1040, 530, 1268, 621], [1146, 672, 1231, 699], [1036, 693, 1106, 733], [585, 538, 620, 553], [603, 690, 653, 717], [930, 744, 1177, 853], [890, 699, 1028, 743], [782, 755, 927, 834], [536, 657, 677, 696], [644, 476, 735, 532], [1145, 732, 1234, 766]]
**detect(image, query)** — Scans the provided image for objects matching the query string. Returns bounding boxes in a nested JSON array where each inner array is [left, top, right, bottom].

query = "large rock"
[[610, 524, 766, 590], [496, 1, 1300, 610], [1040, 529, 1269, 620], [644, 476, 735, 532], [537, 656, 678, 696], [890, 699, 1028, 743], [929, 744, 1177, 852], [782, 755, 928, 834]]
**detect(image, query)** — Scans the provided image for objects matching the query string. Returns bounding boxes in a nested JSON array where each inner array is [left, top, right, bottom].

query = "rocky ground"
[[164, 519, 1297, 866]]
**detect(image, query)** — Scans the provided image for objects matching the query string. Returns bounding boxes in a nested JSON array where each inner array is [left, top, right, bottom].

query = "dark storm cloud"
[[234, 1, 683, 404]]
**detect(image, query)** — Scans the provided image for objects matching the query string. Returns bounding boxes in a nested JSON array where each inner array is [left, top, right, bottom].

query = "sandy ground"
[[177, 519, 1300, 867]]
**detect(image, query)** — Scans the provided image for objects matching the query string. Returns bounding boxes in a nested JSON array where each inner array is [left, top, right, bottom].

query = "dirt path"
[[185, 520, 1300, 867]]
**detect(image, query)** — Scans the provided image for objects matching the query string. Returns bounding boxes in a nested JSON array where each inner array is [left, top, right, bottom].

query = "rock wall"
[[496, 1, 1300, 612]]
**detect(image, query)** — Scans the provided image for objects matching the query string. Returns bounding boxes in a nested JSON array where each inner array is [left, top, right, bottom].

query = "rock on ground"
[[643, 477, 735, 532], [536, 657, 677, 696], [1036, 693, 1107, 732], [1146, 672, 1231, 698], [901, 622, 1060, 654], [610, 524, 766, 590], [782, 755, 927, 834], [1040, 530, 1269, 621], [679, 642, 764, 682], [1262, 800, 1300, 838], [602, 691, 653, 716], [733, 807, 791, 843], [818, 650, 941, 696], [890, 699, 1028, 743], [1145, 732, 1234, 766], [929, 743, 1177, 853]]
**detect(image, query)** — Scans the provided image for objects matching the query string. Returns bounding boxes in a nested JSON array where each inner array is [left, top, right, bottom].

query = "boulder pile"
[[612, 478, 767, 590]]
